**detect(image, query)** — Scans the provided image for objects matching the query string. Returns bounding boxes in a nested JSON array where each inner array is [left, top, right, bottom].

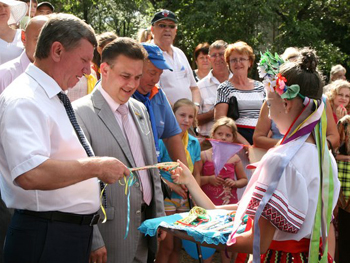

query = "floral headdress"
[[258, 51, 303, 100]]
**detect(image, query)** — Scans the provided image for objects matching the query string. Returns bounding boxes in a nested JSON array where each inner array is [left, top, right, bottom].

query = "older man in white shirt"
[[197, 40, 232, 137], [0, 14, 128, 263], [151, 10, 200, 108], [0, 15, 48, 93]]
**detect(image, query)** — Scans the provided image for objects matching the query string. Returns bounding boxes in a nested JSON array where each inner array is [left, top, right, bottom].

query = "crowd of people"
[[0, 1, 349, 263]]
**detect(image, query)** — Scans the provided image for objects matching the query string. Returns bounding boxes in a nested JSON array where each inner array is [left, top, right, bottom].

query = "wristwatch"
[[194, 102, 200, 108]]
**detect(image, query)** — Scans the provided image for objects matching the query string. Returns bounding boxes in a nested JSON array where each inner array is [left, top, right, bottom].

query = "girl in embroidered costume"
[[156, 98, 201, 263], [170, 48, 340, 262], [200, 117, 247, 263]]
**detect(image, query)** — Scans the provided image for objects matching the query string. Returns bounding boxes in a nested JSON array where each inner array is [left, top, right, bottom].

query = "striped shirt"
[[216, 80, 265, 128]]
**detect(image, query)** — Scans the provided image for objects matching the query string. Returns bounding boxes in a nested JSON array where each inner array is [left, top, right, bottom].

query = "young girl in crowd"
[[201, 117, 247, 206], [156, 98, 201, 263], [170, 48, 340, 262], [200, 117, 247, 262]]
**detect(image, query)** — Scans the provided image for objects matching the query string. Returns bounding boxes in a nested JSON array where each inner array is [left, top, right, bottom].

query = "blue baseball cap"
[[141, 43, 173, 71]]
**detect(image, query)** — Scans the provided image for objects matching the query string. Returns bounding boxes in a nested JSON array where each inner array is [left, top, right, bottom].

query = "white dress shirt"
[[197, 70, 233, 136], [0, 64, 100, 214], [0, 29, 24, 65], [158, 45, 197, 104], [0, 51, 30, 94]]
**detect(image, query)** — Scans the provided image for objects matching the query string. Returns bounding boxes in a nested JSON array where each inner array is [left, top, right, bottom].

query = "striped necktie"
[[117, 104, 152, 205]]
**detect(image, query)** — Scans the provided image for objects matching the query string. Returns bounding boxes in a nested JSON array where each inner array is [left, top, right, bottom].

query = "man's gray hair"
[[35, 13, 97, 59], [209, 40, 228, 53]]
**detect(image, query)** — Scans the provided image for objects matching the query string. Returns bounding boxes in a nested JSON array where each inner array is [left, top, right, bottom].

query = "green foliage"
[[51, 0, 350, 78]]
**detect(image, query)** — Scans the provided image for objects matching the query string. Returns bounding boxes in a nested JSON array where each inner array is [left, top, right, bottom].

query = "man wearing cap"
[[133, 43, 187, 165], [73, 38, 165, 263], [35, 1, 54, 15], [151, 10, 201, 108], [0, 15, 48, 93]]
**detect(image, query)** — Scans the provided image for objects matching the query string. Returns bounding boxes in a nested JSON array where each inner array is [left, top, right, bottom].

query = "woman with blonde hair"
[[326, 79, 350, 123], [137, 27, 152, 43]]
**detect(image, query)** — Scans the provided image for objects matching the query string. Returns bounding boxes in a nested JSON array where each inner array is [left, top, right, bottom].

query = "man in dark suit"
[[73, 38, 165, 263]]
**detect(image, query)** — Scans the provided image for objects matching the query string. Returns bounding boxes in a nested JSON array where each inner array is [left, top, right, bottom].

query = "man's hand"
[[89, 246, 107, 263], [97, 157, 130, 184]]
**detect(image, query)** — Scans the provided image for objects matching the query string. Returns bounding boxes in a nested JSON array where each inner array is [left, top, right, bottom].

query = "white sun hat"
[[0, 0, 28, 25]]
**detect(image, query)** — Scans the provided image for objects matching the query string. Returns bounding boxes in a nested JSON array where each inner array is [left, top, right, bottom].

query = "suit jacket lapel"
[[128, 100, 155, 166], [91, 89, 136, 167]]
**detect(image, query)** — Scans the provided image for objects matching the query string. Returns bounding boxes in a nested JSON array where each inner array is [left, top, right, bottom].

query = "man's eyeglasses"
[[156, 23, 176, 29], [210, 53, 225, 58], [229, 58, 250, 63]]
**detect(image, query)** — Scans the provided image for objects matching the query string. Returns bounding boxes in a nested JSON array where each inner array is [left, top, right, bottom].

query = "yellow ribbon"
[[182, 130, 194, 172], [85, 74, 97, 94]]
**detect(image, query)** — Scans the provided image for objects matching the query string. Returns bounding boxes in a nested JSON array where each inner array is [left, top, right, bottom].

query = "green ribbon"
[[308, 101, 334, 262], [280, 84, 300, 100]]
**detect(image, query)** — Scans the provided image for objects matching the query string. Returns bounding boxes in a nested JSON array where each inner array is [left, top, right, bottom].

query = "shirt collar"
[[98, 82, 129, 112], [25, 64, 62, 99], [19, 51, 31, 72], [208, 70, 233, 85]]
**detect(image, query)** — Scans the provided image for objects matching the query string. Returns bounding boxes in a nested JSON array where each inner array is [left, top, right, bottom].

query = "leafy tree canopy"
[[50, 0, 350, 80]]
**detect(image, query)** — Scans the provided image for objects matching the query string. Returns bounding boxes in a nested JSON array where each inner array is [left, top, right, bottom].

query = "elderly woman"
[[330, 64, 346, 83], [0, 0, 27, 65], [215, 41, 265, 145], [326, 79, 350, 123], [192, 42, 211, 81]]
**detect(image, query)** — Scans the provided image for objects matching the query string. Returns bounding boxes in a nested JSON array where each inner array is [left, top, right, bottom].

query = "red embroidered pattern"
[[246, 197, 302, 233]]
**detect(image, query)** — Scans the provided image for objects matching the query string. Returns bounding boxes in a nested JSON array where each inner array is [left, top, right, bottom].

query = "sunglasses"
[[156, 24, 177, 29]]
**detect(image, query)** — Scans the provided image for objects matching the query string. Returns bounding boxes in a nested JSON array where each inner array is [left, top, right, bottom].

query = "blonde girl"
[[200, 117, 247, 263], [201, 117, 247, 206], [156, 98, 201, 263]]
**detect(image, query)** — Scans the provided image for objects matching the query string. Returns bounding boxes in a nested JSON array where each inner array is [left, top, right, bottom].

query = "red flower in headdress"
[[276, 73, 287, 95]]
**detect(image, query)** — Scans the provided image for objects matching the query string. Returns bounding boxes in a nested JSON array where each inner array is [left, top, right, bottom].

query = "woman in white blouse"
[[0, 0, 27, 65]]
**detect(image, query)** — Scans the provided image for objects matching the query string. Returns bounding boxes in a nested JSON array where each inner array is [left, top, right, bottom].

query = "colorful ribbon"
[[99, 162, 180, 239]]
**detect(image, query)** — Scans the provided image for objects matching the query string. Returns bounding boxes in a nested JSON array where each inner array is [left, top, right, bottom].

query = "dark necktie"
[[57, 92, 107, 207]]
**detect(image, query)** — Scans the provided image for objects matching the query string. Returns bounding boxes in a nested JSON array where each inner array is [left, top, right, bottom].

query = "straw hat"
[[0, 0, 28, 25]]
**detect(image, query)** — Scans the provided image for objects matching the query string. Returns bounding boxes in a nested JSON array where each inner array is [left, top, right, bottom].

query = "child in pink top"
[[199, 117, 248, 263]]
